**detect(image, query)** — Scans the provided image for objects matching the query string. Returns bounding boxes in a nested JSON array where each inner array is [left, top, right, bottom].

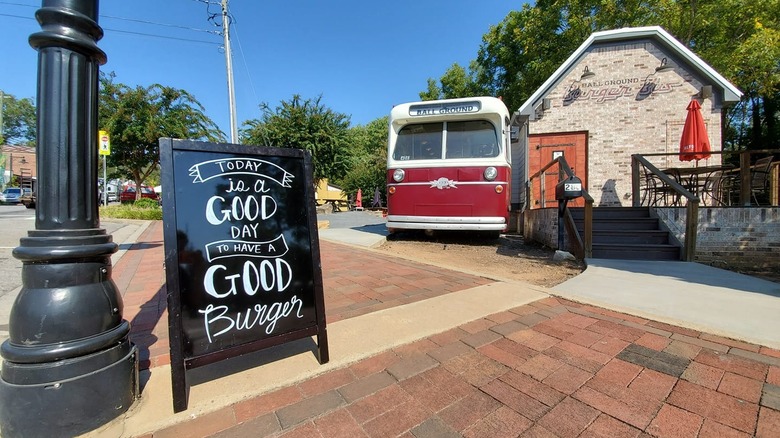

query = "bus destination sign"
[[409, 101, 481, 117]]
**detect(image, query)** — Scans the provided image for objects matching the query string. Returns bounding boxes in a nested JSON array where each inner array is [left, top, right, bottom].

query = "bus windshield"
[[392, 120, 498, 161]]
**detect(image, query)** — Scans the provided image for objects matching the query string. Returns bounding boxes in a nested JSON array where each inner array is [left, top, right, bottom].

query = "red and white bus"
[[386, 96, 512, 235]]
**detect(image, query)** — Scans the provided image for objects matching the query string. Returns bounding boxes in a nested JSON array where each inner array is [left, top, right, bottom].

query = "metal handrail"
[[631, 154, 699, 261], [636, 149, 779, 206], [528, 156, 593, 259]]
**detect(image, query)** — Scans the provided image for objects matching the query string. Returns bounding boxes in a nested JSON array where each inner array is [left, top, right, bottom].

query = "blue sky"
[[1, 0, 524, 138]]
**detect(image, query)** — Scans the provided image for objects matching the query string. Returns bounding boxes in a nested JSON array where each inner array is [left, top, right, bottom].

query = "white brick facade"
[[528, 40, 723, 207]]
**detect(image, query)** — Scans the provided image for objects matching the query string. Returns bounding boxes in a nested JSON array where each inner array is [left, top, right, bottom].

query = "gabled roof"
[[516, 26, 742, 120]]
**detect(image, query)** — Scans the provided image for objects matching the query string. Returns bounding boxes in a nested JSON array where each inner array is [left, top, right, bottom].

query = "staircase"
[[569, 207, 681, 261]]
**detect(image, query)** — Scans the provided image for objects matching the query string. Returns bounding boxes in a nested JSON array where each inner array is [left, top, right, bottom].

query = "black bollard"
[[0, 1, 138, 436]]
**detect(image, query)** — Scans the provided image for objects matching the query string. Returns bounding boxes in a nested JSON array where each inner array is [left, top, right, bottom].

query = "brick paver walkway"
[[149, 297, 780, 438], [115, 221, 780, 437], [116, 221, 491, 370]]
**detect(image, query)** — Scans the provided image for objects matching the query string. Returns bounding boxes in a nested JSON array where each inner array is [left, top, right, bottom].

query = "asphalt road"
[[318, 210, 387, 229], [0, 205, 36, 299], [0, 205, 137, 294], [0, 205, 141, 345]]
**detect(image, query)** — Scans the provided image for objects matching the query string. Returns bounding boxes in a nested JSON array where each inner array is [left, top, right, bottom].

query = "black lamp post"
[[0, 1, 138, 436]]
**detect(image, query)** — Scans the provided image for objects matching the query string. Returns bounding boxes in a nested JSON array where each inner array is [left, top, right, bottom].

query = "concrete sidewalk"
[[553, 258, 780, 350], [77, 222, 780, 437]]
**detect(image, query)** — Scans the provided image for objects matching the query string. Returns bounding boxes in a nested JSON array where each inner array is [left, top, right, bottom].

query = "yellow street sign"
[[99, 130, 111, 156]]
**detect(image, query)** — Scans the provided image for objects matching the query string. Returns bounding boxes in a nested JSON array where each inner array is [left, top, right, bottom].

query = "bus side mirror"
[[510, 126, 520, 143]]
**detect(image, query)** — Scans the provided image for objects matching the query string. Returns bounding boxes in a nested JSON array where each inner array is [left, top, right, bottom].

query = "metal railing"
[[528, 156, 593, 258], [633, 150, 778, 207], [631, 155, 699, 261]]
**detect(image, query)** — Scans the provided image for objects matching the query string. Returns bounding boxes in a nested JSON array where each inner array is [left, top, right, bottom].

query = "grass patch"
[[100, 201, 162, 220]]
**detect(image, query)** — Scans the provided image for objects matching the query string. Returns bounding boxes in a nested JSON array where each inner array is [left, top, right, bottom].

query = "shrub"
[[100, 202, 162, 220], [134, 198, 160, 209]]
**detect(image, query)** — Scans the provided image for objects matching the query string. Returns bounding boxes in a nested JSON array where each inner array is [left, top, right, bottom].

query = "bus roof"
[[390, 96, 509, 126]]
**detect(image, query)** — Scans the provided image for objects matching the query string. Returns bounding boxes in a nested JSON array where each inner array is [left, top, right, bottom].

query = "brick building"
[[511, 26, 741, 210], [1, 144, 37, 190]]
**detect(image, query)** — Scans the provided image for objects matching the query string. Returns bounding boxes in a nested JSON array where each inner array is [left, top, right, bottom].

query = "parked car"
[[106, 185, 118, 202], [120, 185, 159, 203], [0, 187, 23, 205], [21, 191, 36, 209]]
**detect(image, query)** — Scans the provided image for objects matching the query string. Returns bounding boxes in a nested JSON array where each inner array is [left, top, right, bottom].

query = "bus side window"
[[416, 139, 439, 159], [479, 143, 497, 157], [393, 135, 412, 160], [445, 130, 467, 159]]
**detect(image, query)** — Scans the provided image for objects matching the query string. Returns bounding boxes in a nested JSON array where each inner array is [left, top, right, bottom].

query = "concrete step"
[[591, 243, 681, 260], [583, 229, 671, 245], [570, 206, 651, 220], [575, 217, 661, 231]]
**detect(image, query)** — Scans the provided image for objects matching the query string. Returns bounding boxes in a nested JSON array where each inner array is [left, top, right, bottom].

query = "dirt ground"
[[376, 230, 780, 286], [376, 231, 585, 288]]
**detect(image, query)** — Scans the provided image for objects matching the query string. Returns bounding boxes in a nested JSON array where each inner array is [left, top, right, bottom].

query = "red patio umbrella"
[[679, 99, 711, 162], [356, 188, 363, 209]]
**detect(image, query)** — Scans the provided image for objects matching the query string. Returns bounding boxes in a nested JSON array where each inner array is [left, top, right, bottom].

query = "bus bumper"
[[386, 215, 506, 231]]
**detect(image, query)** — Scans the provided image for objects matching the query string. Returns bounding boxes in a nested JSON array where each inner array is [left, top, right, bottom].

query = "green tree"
[[339, 116, 388, 205], [420, 63, 487, 101], [99, 73, 224, 199], [428, 0, 778, 151], [1, 93, 36, 145], [242, 95, 351, 184], [686, 0, 780, 151]]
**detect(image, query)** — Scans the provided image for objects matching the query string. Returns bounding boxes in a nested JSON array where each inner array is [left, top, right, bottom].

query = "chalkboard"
[[159, 138, 328, 412]]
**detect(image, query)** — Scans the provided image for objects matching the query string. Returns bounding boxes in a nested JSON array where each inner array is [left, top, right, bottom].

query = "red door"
[[528, 132, 588, 208]]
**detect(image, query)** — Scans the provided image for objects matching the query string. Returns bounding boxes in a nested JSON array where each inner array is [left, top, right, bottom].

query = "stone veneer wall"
[[656, 207, 780, 271], [523, 207, 780, 273], [523, 208, 559, 250], [528, 40, 723, 207]]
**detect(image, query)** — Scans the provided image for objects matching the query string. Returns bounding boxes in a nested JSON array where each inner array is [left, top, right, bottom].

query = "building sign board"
[[409, 101, 481, 116]]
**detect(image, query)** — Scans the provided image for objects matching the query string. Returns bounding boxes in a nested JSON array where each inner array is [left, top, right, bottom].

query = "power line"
[[101, 14, 218, 36], [0, 13, 34, 20], [1, 3, 221, 43], [106, 28, 220, 46], [0, 1, 36, 8], [231, 21, 260, 117]]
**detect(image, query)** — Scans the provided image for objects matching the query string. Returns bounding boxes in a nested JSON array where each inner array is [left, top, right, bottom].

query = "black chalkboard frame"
[[159, 138, 329, 412]]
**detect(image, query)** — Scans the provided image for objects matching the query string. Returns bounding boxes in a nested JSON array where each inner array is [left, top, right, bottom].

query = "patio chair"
[[703, 171, 741, 206], [642, 166, 678, 206], [751, 156, 773, 205]]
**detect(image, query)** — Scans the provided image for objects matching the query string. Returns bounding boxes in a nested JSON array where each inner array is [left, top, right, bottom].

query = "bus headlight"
[[392, 168, 405, 182], [484, 166, 497, 181]]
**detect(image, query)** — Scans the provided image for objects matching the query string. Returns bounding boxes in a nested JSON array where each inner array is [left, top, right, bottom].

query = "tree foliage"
[[422, 0, 779, 150], [242, 95, 352, 185], [1, 94, 36, 145], [338, 116, 388, 204], [419, 63, 487, 101], [99, 73, 224, 199]]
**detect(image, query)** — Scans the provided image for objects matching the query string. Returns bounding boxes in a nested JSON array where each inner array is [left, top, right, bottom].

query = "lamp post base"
[[0, 341, 137, 437]]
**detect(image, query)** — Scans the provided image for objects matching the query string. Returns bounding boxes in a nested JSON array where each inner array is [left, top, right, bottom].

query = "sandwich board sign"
[[159, 138, 329, 412]]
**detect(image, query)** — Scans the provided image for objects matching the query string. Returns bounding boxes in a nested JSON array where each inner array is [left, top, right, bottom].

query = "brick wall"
[[657, 207, 780, 272], [529, 40, 722, 207], [522, 208, 559, 249], [523, 206, 780, 273]]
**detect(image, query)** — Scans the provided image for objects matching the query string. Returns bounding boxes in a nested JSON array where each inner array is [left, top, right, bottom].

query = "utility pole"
[[221, 0, 239, 143], [0, 91, 5, 143], [0, 91, 10, 143], [0, 1, 137, 436]]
